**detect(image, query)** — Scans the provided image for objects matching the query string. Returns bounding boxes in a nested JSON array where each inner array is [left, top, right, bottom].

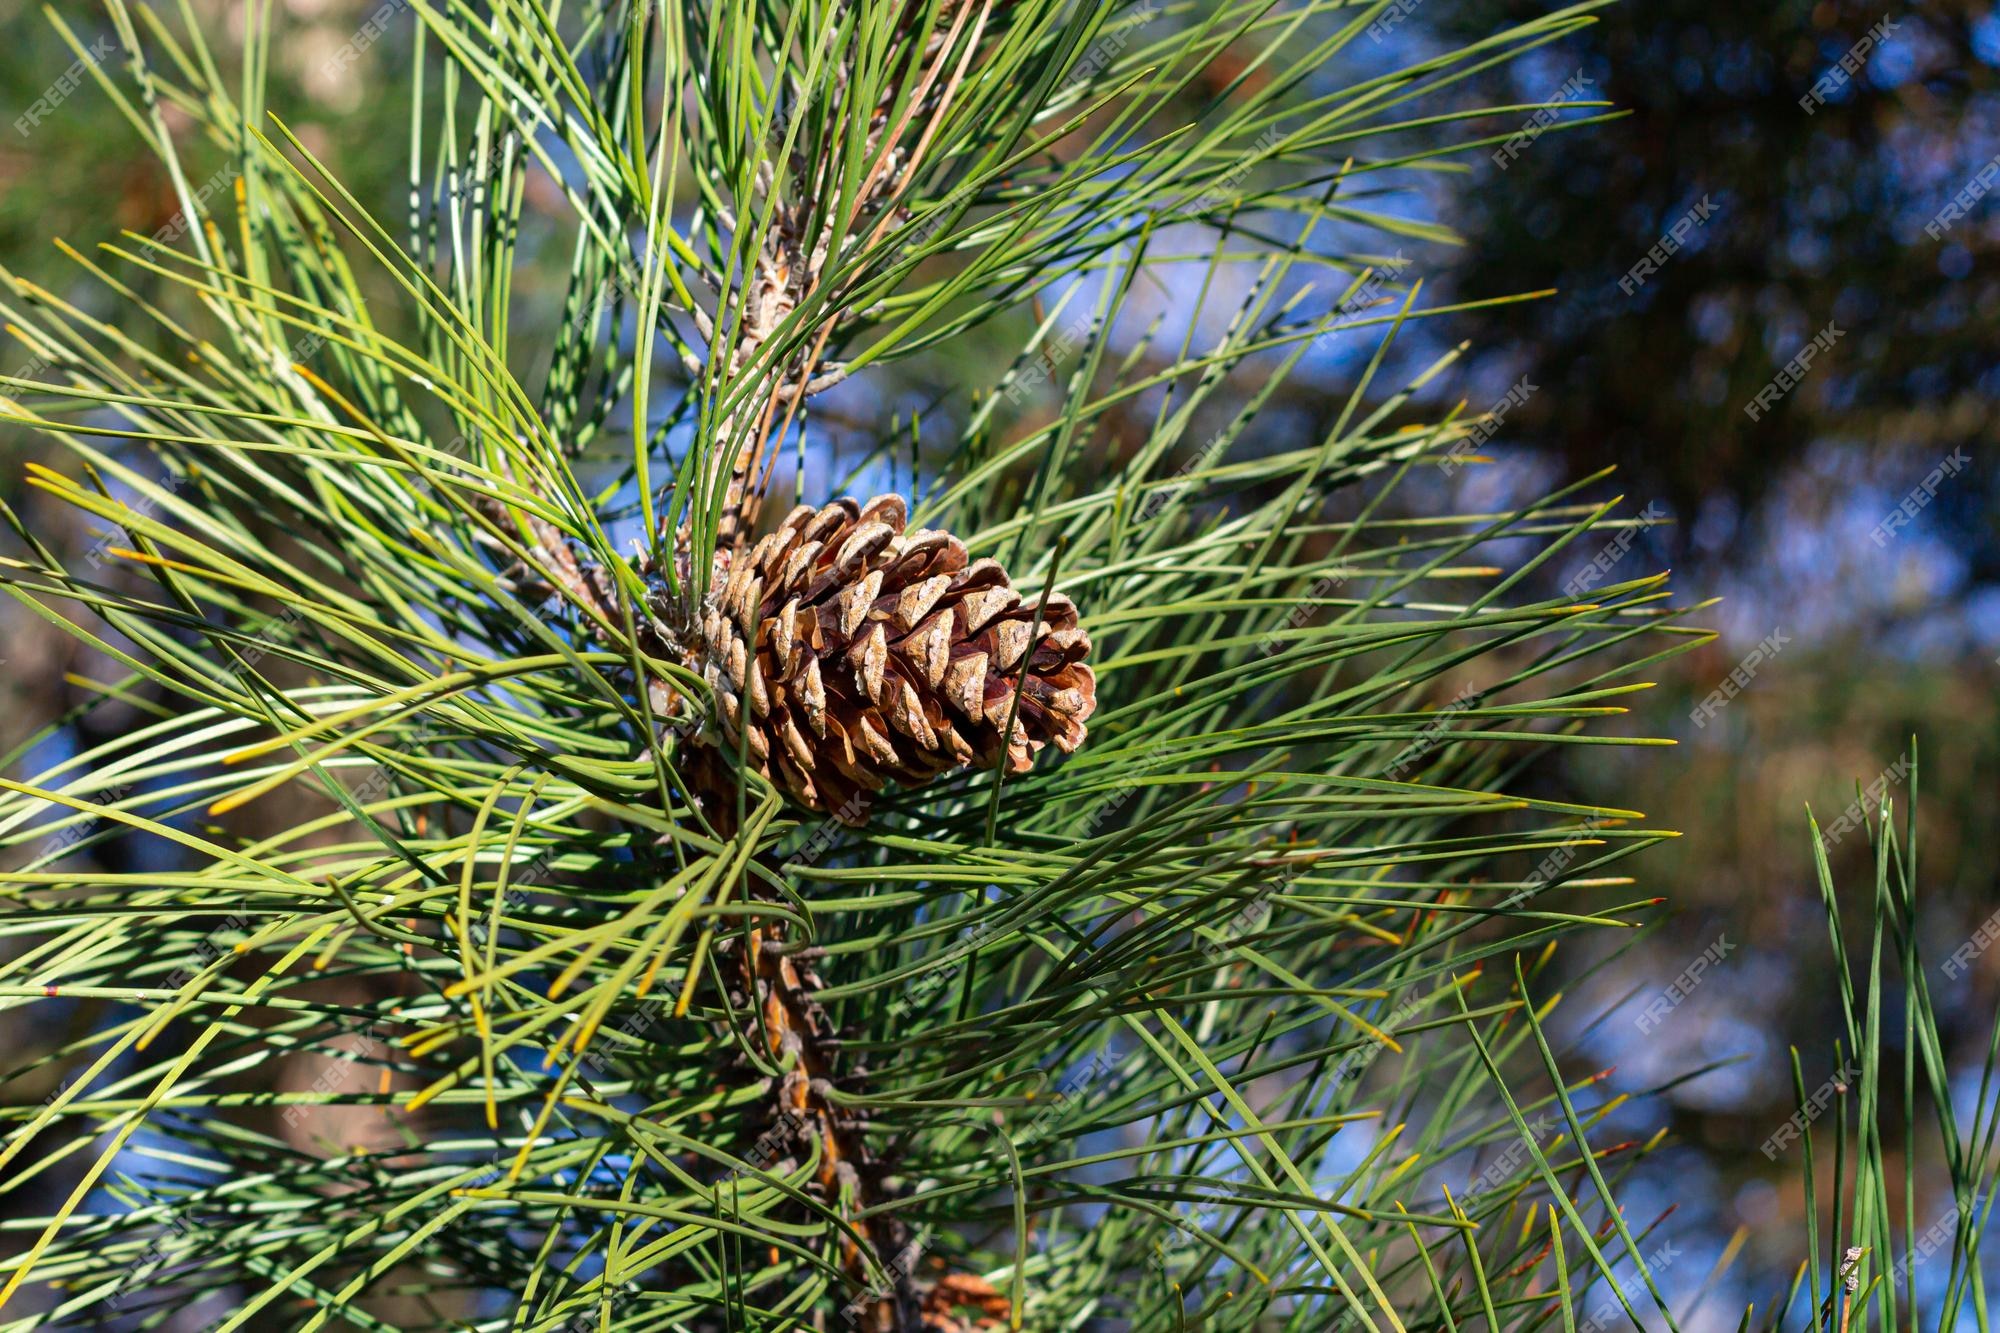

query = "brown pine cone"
[[681, 494, 1095, 825]]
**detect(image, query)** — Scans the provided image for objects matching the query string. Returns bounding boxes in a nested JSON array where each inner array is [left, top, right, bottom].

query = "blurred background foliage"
[[1422, 0, 2000, 1304], [0, 0, 1995, 1325]]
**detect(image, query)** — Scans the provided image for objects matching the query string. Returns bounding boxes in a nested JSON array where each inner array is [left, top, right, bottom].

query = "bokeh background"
[[0, 0, 1994, 1326]]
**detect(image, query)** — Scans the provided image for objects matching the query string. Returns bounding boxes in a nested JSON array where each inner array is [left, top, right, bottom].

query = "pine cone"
[[679, 494, 1095, 824]]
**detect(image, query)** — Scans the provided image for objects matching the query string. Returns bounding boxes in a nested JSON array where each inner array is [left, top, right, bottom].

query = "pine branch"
[[0, 3, 1760, 1331], [703, 0, 1006, 556]]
